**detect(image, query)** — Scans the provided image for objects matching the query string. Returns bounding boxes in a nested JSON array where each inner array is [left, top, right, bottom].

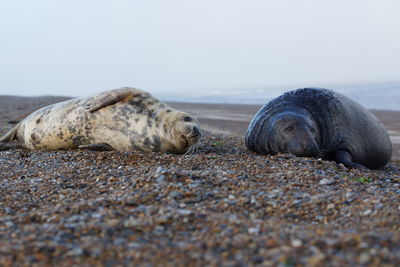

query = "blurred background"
[[1, 0, 399, 109]]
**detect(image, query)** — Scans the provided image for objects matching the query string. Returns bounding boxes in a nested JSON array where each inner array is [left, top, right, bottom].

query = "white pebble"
[[291, 239, 303, 247], [177, 209, 192, 215], [363, 209, 372, 216], [327, 203, 335, 209], [319, 178, 335, 185], [248, 227, 260, 234]]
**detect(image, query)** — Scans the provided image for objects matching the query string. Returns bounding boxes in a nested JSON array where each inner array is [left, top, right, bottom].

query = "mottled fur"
[[0, 87, 201, 154]]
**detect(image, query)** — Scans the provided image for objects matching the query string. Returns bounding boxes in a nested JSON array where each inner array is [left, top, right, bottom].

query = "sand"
[[0, 96, 399, 266]]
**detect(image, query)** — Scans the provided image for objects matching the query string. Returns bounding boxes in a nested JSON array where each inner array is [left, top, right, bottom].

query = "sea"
[[159, 82, 400, 111]]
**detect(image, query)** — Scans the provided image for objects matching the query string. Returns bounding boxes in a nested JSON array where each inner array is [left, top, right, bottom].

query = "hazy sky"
[[1, 0, 399, 98]]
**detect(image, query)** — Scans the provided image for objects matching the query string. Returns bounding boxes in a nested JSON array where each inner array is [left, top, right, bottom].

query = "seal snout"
[[188, 126, 201, 138], [301, 140, 320, 157], [184, 125, 201, 146], [287, 138, 320, 157]]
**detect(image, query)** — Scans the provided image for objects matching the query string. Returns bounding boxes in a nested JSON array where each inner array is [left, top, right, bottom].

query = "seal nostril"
[[192, 126, 201, 137]]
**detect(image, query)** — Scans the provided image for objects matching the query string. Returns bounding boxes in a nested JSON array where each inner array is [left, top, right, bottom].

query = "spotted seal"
[[0, 87, 201, 154], [245, 88, 392, 169]]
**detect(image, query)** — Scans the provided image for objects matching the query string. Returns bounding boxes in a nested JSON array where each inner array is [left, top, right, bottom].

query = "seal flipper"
[[78, 143, 114, 151], [86, 88, 142, 113], [0, 125, 19, 142], [332, 149, 368, 170]]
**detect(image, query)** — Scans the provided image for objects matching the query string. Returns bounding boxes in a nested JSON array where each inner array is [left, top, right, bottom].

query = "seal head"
[[247, 110, 319, 157], [270, 112, 319, 157], [158, 109, 201, 154]]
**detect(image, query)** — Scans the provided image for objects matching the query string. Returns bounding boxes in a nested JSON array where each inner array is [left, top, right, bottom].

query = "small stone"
[[156, 175, 166, 183], [106, 219, 120, 227], [363, 209, 372, 216], [169, 191, 183, 200], [359, 253, 371, 264], [177, 209, 192, 215], [5, 221, 15, 228], [124, 218, 145, 229], [248, 227, 260, 234], [266, 239, 279, 248], [337, 163, 346, 169], [4, 207, 16, 215], [67, 247, 84, 256], [327, 203, 335, 209], [291, 239, 303, 247], [155, 166, 166, 174], [319, 178, 335, 185]]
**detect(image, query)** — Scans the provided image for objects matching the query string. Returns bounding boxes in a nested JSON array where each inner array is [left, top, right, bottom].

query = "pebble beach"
[[0, 96, 399, 266]]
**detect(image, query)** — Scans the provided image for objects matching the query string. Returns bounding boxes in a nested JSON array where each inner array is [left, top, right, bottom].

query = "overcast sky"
[[1, 0, 399, 98]]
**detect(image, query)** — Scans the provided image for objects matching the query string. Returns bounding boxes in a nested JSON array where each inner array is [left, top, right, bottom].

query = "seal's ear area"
[[86, 88, 144, 113]]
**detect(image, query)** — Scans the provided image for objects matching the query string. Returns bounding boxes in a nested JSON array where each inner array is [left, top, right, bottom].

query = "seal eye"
[[285, 126, 294, 132], [183, 116, 192, 122]]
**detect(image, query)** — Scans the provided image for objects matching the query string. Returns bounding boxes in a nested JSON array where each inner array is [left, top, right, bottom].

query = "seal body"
[[0, 87, 201, 154], [245, 88, 392, 169]]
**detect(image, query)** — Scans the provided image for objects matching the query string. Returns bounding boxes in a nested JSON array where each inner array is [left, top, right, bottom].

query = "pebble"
[[155, 166, 166, 174], [156, 175, 166, 183], [327, 204, 335, 209], [169, 191, 183, 200], [3, 207, 16, 215], [124, 218, 145, 228], [363, 209, 373, 216], [67, 247, 84, 257], [319, 178, 335, 185], [291, 239, 303, 247], [248, 227, 260, 234], [177, 209, 192, 216]]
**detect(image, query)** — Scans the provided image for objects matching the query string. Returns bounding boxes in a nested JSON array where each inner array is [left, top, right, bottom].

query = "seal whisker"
[[319, 149, 328, 158], [184, 145, 195, 155]]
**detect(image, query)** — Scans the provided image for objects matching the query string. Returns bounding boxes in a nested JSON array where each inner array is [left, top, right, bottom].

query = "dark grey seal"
[[245, 88, 392, 170]]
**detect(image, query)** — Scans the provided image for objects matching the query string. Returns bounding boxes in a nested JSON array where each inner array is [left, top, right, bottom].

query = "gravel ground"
[[0, 96, 399, 266]]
